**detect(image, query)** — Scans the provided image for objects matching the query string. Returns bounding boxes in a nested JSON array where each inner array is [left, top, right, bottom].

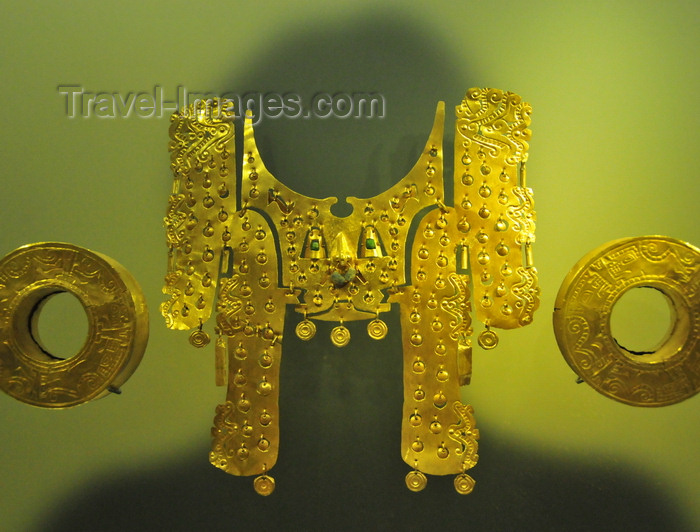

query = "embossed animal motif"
[[162, 88, 539, 495]]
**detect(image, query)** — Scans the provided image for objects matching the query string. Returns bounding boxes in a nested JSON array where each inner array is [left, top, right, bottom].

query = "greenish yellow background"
[[1, 1, 698, 530]]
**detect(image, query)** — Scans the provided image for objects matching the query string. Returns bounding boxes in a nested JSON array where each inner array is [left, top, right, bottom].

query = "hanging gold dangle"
[[477, 324, 498, 350], [189, 321, 210, 348], [367, 311, 388, 340], [253, 464, 275, 496], [295, 309, 316, 341]]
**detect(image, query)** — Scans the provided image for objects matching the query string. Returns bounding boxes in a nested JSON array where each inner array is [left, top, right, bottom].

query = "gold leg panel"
[[396, 208, 478, 477], [210, 209, 296, 477]]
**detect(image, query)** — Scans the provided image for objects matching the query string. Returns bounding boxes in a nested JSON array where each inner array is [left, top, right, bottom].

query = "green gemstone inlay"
[[366, 238, 376, 250], [310, 239, 320, 251]]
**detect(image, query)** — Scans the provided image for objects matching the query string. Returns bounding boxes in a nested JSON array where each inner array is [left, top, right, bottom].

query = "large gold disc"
[[553, 236, 699, 406], [0, 243, 149, 408]]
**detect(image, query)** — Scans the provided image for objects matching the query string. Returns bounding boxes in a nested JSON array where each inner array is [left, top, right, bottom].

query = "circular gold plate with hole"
[[0, 243, 149, 408], [553, 236, 699, 406]]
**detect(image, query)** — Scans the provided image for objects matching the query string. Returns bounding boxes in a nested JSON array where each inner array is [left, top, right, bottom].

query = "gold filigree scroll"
[[448, 401, 479, 494], [553, 236, 700, 406], [163, 88, 538, 494], [441, 273, 473, 342], [0, 243, 149, 408]]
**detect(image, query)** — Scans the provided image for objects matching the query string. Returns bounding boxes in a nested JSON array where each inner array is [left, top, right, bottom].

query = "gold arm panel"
[[210, 209, 299, 478], [162, 99, 236, 332], [394, 208, 478, 479], [454, 88, 539, 331]]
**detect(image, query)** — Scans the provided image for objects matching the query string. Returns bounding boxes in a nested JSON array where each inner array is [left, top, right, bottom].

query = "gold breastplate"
[[162, 87, 539, 495]]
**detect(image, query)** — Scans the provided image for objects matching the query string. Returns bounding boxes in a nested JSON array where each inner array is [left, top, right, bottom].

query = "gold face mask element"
[[0, 242, 149, 408], [554, 236, 699, 407], [163, 88, 538, 495]]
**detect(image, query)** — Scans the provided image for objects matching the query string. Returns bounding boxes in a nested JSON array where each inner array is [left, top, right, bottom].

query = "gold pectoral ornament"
[[162, 88, 539, 495]]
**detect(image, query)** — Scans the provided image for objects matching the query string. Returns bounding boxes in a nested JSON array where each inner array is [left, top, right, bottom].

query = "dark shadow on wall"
[[42, 440, 691, 532], [41, 9, 692, 532], [220, 9, 466, 204], [43, 312, 692, 532]]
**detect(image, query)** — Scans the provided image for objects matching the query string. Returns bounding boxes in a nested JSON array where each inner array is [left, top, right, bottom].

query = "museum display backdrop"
[[0, 1, 698, 530]]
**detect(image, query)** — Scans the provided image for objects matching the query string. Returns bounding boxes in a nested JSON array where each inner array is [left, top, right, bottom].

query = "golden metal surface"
[[0, 242, 148, 408], [454, 473, 476, 494], [253, 474, 275, 496], [405, 470, 428, 492], [477, 327, 498, 350], [214, 334, 227, 386], [162, 99, 235, 331], [163, 88, 538, 493], [454, 88, 539, 330], [553, 236, 699, 406]]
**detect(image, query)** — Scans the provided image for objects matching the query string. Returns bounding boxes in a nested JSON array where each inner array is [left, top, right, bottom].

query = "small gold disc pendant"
[[189, 329, 210, 348], [477, 328, 498, 350], [405, 470, 427, 492], [295, 319, 316, 341], [330, 325, 350, 347], [454, 473, 475, 494], [253, 474, 275, 496], [367, 318, 388, 340]]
